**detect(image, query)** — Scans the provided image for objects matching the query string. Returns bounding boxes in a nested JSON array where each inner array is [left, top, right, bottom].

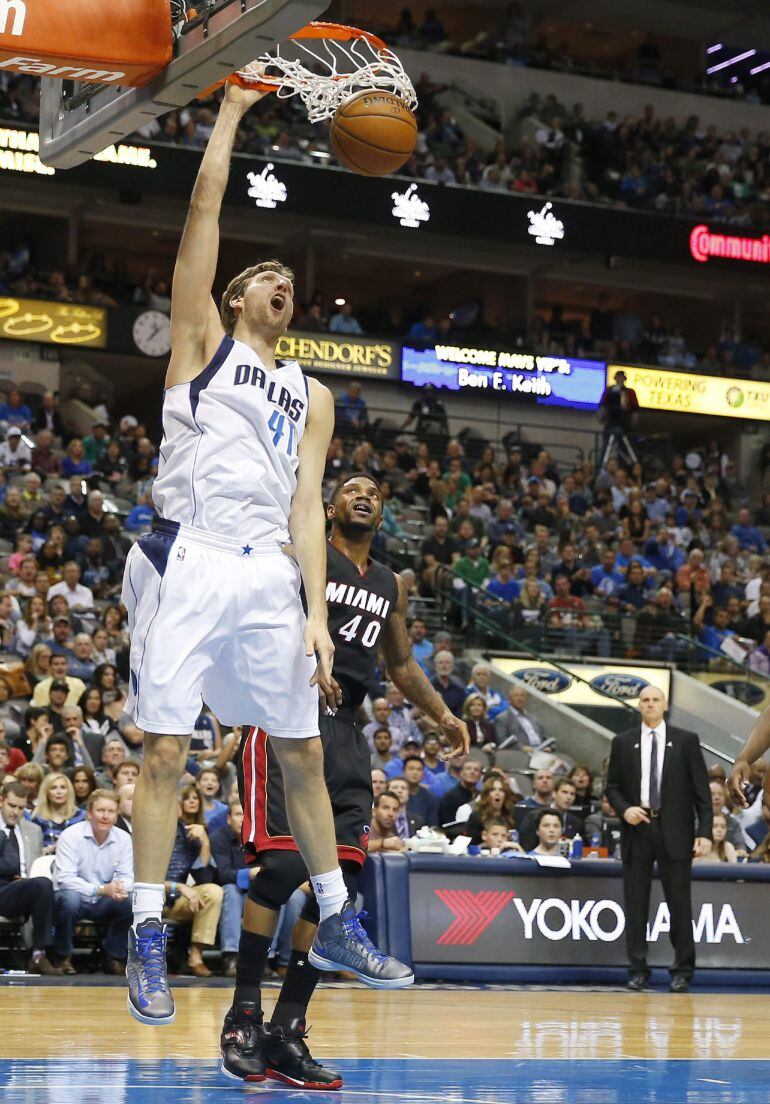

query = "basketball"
[[329, 89, 418, 176]]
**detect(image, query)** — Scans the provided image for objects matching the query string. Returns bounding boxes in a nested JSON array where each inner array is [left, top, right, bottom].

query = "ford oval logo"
[[711, 680, 766, 707], [514, 668, 572, 693], [590, 673, 649, 699]]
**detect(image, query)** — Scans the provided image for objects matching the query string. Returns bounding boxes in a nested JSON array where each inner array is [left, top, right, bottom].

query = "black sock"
[[234, 930, 272, 1011], [270, 949, 321, 1027]]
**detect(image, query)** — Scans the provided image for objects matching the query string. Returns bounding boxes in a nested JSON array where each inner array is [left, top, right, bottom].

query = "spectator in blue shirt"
[[0, 388, 32, 429], [465, 663, 505, 721], [590, 551, 625, 598], [408, 315, 438, 343], [52, 789, 133, 972], [694, 597, 736, 655], [615, 537, 654, 576], [328, 302, 364, 335], [125, 498, 156, 532], [60, 439, 93, 479], [334, 381, 368, 431], [644, 529, 684, 575], [409, 617, 434, 673], [196, 768, 228, 826], [210, 797, 249, 976], [616, 562, 655, 611], [485, 561, 520, 604], [731, 507, 767, 554]]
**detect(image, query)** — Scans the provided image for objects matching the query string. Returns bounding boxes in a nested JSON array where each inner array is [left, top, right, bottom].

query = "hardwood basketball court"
[[1, 981, 767, 1102]]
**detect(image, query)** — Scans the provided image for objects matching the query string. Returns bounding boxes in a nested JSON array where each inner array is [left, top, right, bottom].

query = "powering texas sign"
[[410, 870, 770, 968]]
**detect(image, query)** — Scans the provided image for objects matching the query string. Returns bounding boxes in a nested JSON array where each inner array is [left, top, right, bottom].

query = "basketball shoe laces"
[[340, 909, 388, 968], [136, 926, 168, 995]]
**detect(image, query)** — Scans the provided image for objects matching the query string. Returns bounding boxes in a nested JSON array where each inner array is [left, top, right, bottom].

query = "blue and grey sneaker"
[[308, 900, 414, 989], [126, 918, 175, 1025]]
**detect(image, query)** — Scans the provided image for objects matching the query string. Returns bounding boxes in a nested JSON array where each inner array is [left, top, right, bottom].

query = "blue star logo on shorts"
[[242, 544, 252, 556]]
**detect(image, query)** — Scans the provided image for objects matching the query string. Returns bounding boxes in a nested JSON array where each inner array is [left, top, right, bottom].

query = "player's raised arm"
[[168, 82, 267, 385], [290, 377, 339, 709], [381, 575, 470, 759]]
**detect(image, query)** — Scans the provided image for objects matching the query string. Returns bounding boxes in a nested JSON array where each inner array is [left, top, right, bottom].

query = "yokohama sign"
[[689, 223, 770, 265], [409, 870, 770, 968]]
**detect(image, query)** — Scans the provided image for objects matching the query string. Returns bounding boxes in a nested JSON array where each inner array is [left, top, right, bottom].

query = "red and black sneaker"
[[263, 1018, 343, 1090], [220, 1001, 266, 1083]]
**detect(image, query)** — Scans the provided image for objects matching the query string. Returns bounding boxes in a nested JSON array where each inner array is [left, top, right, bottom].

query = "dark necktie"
[[649, 731, 660, 808], [4, 828, 20, 876]]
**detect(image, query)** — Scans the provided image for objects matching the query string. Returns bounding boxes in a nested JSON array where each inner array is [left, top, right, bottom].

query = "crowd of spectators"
[[371, 4, 770, 108], [8, 45, 770, 232], [0, 357, 769, 974]]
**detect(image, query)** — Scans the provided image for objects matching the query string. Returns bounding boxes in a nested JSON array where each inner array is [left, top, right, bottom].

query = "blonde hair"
[[26, 643, 52, 679], [34, 771, 77, 821], [462, 693, 487, 721], [220, 260, 294, 335]]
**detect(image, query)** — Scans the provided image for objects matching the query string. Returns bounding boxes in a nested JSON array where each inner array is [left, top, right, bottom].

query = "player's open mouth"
[[352, 501, 373, 516], [271, 294, 285, 311]]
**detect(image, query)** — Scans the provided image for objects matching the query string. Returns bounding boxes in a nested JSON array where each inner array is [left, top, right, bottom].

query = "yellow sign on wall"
[[0, 298, 106, 349], [275, 332, 397, 378], [608, 364, 770, 421]]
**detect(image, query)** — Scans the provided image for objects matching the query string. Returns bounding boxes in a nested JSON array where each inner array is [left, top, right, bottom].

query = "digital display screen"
[[401, 344, 606, 410]]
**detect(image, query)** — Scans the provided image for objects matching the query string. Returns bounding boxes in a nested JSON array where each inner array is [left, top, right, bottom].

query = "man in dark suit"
[[0, 780, 62, 974], [607, 684, 712, 993]]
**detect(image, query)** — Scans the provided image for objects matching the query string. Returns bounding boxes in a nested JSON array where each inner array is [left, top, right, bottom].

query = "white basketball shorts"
[[121, 519, 319, 738]]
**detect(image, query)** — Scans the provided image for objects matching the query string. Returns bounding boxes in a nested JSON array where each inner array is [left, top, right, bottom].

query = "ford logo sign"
[[590, 673, 649, 700], [514, 668, 572, 694], [711, 680, 766, 708]]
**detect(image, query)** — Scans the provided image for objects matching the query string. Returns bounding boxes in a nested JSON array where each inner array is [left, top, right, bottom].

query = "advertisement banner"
[[608, 364, 770, 421], [410, 868, 770, 968], [490, 657, 670, 707], [402, 344, 606, 410], [275, 331, 398, 379], [690, 670, 770, 711], [0, 296, 106, 348]]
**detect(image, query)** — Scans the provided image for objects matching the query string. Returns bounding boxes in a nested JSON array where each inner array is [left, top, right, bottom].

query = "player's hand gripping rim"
[[305, 618, 341, 713], [437, 711, 471, 761]]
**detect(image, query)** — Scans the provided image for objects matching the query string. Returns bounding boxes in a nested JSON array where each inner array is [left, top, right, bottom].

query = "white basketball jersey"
[[152, 335, 309, 542]]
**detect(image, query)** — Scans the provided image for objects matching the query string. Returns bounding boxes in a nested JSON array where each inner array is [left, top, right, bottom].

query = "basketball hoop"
[[226, 21, 417, 122]]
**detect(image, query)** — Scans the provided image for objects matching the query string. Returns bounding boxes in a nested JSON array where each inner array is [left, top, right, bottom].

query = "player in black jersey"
[[220, 472, 470, 1087]]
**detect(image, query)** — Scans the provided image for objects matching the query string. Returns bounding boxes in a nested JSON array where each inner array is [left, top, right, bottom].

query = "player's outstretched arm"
[[728, 704, 770, 807], [290, 378, 339, 711], [381, 576, 470, 759], [168, 82, 267, 387]]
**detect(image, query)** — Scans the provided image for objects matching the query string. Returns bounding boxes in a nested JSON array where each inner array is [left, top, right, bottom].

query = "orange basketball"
[[329, 89, 418, 176]]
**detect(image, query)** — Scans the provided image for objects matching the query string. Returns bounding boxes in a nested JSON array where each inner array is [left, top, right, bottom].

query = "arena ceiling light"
[[706, 44, 722, 54], [706, 49, 756, 74], [749, 59, 770, 75]]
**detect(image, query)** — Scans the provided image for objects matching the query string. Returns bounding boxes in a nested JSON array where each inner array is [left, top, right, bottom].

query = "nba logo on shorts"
[[176, 546, 186, 561]]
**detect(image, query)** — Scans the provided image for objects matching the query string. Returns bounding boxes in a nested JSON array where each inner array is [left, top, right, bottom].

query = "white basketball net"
[[238, 33, 417, 123]]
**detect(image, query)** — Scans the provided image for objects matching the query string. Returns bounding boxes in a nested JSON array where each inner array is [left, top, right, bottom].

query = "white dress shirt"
[[0, 812, 26, 877], [640, 721, 666, 808], [53, 819, 134, 900]]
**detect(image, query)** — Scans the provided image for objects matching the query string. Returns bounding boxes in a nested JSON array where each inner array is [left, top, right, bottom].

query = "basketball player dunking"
[[123, 82, 401, 1025], [219, 472, 470, 1086]]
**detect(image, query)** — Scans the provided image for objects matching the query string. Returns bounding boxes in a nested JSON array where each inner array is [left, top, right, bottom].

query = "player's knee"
[[141, 734, 189, 786], [271, 735, 324, 783]]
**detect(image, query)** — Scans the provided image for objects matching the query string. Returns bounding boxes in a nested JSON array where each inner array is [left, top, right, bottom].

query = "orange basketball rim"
[[202, 20, 417, 122]]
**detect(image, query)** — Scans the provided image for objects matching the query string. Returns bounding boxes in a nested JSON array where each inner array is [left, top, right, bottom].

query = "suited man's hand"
[[693, 837, 712, 858], [623, 806, 651, 826]]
